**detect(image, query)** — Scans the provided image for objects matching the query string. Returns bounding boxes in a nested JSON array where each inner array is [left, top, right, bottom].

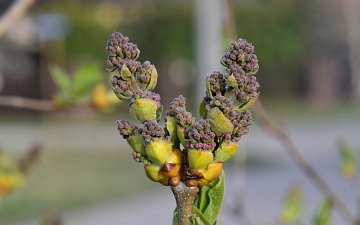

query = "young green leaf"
[[194, 170, 225, 225], [279, 185, 303, 223], [172, 207, 213, 225], [190, 207, 212, 225], [72, 63, 103, 97], [338, 142, 357, 178], [49, 65, 71, 91], [313, 199, 331, 225]]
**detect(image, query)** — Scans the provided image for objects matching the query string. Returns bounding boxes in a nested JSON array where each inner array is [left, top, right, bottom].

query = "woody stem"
[[171, 182, 199, 225]]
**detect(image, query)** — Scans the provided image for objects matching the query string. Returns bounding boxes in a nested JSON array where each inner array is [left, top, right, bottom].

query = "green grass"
[[0, 148, 153, 222]]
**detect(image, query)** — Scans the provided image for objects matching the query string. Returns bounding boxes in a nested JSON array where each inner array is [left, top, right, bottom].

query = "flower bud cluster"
[[206, 95, 236, 120], [143, 120, 166, 143], [130, 90, 161, 108], [106, 32, 140, 66], [117, 119, 137, 138], [231, 69, 260, 104], [110, 32, 260, 188], [111, 76, 132, 99], [208, 71, 226, 96], [185, 119, 216, 151], [220, 38, 259, 75], [108, 32, 159, 115], [231, 110, 252, 142], [166, 95, 195, 128], [167, 95, 186, 117], [135, 61, 153, 89]]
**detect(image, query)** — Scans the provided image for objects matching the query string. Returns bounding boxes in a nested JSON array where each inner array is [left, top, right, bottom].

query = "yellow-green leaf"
[[49, 65, 71, 91], [279, 185, 303, 223], [338, 142, 357, 177], [314, 199, 331, 225], [73, 62, 103, 97]]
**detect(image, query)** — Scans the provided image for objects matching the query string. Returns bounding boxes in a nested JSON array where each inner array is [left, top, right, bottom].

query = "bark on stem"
[[171, 182, 199, 225]]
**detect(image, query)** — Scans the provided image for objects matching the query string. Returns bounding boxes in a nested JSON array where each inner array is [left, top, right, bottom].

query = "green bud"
[[145, 140, 173, 165], [127, 133, 146, 156], [205, 75, 214, 99], [160, 148, 182, 178], [199, 100, 207, 119], [234, 93, 259, 113], [197, 162, 223, 186], [112, 86, 131, 100], [145, 65, 158, 91], [176, 125, 187, 148], [166, 116, 180, 148], [226, 74, 238, 88], [188, 149, 214, 170], [214, 142, 238, 163], [120, 64, 132, 81], [144, 164, 164, 182], [120, 64, 139, 90], [207, 107, 234, 136], [129, 99, 158, 123]]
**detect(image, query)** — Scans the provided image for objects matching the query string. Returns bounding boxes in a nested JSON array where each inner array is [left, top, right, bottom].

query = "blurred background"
[[0, 0, 359, 224]]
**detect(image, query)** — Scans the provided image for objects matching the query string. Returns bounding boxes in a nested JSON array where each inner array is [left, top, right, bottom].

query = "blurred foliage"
[[338, 142, 357, 178], [0, 144, 41, 205], [313, 199, 332, 225], [40, 0, 194, 64], [49, 62, 119, 111], [39, 0, 304, 96], [234, 0, 305, 96], [0, 149, 151, 222], [279, 185, 303, 223]]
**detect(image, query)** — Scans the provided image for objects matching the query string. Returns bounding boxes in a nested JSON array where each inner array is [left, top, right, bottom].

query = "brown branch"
[[251, 100, 357, 224], [223, 0, 358, 224], [0, 0, 37, 40], [0, 95, 55, 111]]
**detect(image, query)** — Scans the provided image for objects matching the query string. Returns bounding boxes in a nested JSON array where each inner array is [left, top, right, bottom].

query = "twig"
[[0, 0, 37, 40], [0, 95, 55, 111], [251, 100, 358, 224], [171, 182, 199, 225]]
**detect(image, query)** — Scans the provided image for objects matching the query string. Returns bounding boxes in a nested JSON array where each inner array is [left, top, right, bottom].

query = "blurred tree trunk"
[[342, 0, 360, 100], [303, 0, 351, 105], [194, 0, 223, 109]]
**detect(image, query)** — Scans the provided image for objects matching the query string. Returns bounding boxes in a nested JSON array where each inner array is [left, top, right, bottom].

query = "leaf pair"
[[49, 63, 103, 108]]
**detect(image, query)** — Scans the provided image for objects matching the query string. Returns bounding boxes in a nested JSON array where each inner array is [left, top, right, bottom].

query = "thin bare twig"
[[251, 100, 357, 224], [0, 0, 37, 40], [224, 0, 358, 224], [0, 95, 55, 111]]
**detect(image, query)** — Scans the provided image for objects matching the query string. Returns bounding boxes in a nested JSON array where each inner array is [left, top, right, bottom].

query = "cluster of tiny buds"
[[130, 90, 161, 107], [231, 110, 252, 142], [174, 107, 195, 128], [132, 151, 150, 164], [117, 58, 141, 74], [142, 120, 166, 143], [112, 75, 132, 96], [224, 64, 245, 81], [166, 95, 186, 117], [135, 61, 152, 87], [117, 119, 136, 138], [206, 95, 236, 119], [106, 32, 140, 66], [208, 71, 226, 95], [220, 38, 259, 75], [186, 119, 216, 151], [234, 75, 260, 103]]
